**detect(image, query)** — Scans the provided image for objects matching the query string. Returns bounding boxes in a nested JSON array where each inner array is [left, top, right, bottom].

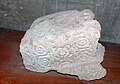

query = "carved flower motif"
[[57, 61, 72, 72], [57, 48, 69, 57], [55, 45, 71, 58], [56, 58, 74, 72], [73, 37, 90, 49], [33, 45, 48, 56], [37, 57, 52, 68], [80, 50, 92, 60]]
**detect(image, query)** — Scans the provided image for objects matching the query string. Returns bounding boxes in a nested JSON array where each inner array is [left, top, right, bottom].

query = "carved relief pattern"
[[20, 9, 106, 80]]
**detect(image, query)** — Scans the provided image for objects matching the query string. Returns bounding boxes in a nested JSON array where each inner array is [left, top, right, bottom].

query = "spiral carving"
[[72, 36, 91, 51], [79, 50, 92, 60], [57, 48, 69, 57], [33, 45, 47, 56], [37, 57, 52, 67], [55, 45, 71, 58]]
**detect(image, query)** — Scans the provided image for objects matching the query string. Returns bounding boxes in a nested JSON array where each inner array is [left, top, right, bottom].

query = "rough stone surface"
[[20, 9, 106, 81]]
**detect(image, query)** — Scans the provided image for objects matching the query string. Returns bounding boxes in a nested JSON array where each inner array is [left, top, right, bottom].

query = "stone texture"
[[20, 9, 106, 81]]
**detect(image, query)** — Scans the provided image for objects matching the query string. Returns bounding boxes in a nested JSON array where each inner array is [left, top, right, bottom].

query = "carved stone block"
[[19, 9, 106, 80]]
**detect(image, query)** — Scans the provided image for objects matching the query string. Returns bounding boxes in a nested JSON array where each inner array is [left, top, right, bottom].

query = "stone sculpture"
[[19, 9, 106, 80]]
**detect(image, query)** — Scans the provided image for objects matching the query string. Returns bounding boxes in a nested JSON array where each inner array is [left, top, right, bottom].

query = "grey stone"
[[20, 9, 106, 81]]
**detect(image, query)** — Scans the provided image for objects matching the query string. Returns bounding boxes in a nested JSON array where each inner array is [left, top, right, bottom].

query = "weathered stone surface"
[[19, 9, 106, 81]]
